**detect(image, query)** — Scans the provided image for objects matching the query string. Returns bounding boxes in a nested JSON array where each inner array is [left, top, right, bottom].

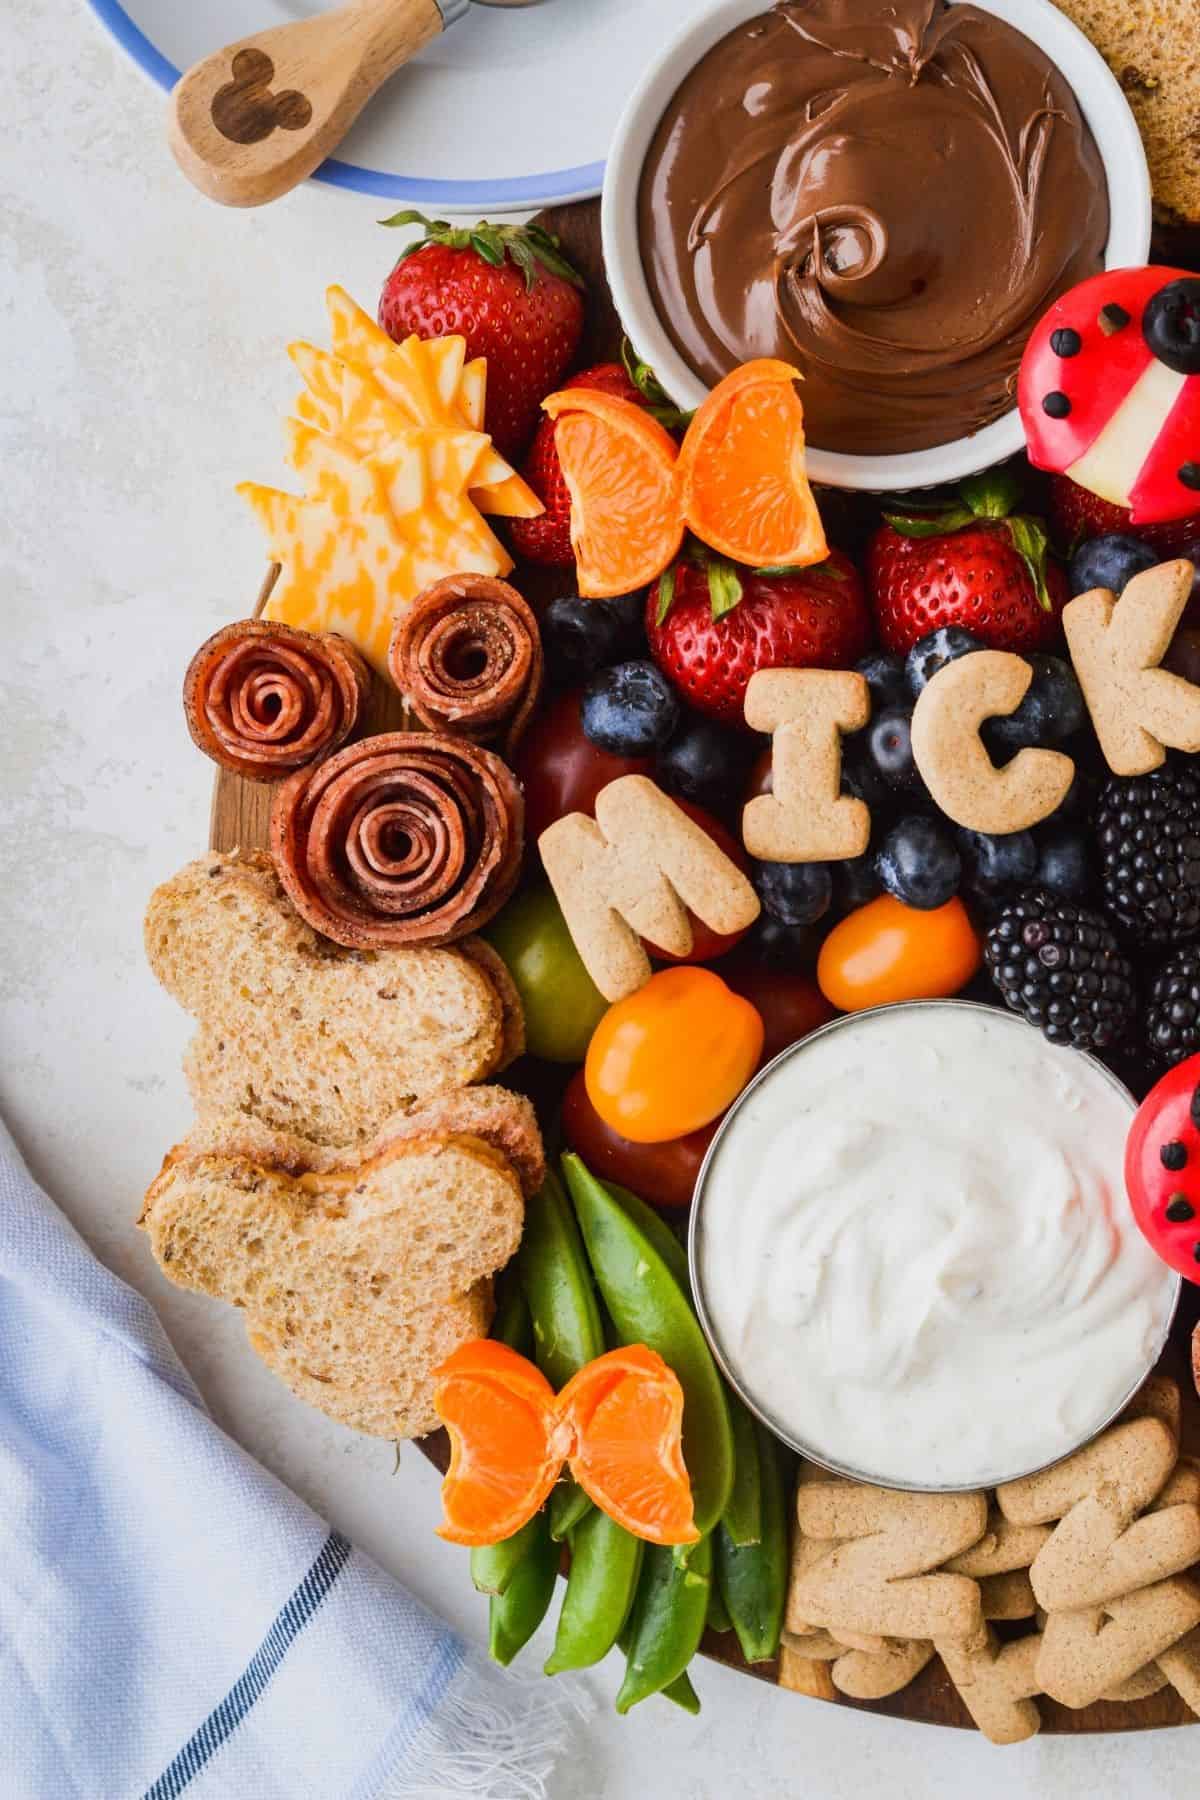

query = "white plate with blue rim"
[[87, 0, 708, 213]]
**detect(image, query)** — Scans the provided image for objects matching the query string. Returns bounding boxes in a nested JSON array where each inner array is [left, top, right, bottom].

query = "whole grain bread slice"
[[249, 1283, 494, 1440], [145, 851, 523, 1146], [1050, 0, 1200, 224], [140, 1087, 540, 1437]]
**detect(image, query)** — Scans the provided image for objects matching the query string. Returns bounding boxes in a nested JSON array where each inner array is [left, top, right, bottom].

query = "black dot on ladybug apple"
[[1190, 1084, 1200, 1130], [1165, 1194, 1196, 1223], [1042, 391, 1071, 419], [1160, 1139, 1188, 1171], [1142, 278, 1200, 375], [1098, 303, 1130, 336], [1050, 327, 1082, 358], [1180, 462, 1200, 492]]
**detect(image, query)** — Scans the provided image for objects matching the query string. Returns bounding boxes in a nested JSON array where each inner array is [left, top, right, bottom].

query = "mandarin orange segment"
[[558, 1345, 699, 1546], [541, 389, 684, 598], [679, 359, 828, 570], [434, 1340, 566, 1546]]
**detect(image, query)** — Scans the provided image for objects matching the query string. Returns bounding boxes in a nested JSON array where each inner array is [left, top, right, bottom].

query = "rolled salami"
[[388, 575, 543, 754], [184, 619, 369, 782], [270, 732, 523, 949]]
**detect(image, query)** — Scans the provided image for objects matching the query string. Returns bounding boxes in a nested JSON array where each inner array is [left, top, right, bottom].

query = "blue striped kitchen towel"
[[0, 1116, 579, 1800]]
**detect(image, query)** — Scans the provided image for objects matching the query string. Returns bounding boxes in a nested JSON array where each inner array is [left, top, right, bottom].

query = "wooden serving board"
[[210, 198, 1200, 1732]]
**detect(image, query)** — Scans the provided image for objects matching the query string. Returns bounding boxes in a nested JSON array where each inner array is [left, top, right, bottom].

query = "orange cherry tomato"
[[817, 894, 982, 1013], [585, 967, 763, 1144]]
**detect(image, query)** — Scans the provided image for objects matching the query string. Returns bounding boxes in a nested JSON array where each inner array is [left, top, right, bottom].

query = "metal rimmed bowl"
[[688, 1000, 1182, 1493]]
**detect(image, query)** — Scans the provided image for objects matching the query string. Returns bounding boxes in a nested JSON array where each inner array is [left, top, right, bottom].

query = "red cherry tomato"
[[644, 800, 753, 965], [1125, 1053, 1200, 1284], [561, 1068, 716, 1211], [514, 689, 652, 844], [721, 956, 836, 1066]]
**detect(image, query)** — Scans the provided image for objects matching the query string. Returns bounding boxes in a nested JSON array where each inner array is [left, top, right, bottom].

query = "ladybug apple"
[[1020, 267, 1200, 527], [1125, 1052, 1200, 1284]]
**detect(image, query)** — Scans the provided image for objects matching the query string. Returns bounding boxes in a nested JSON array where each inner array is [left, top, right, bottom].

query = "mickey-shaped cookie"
[[1020, 267, 1200, 526]]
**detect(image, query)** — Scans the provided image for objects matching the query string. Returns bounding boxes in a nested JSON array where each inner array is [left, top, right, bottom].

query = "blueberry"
[[580, 660, 679, 756], [1035, 825, 1092, 899], [606, 589, 649, 659], [752, 859, 833, 927], [1044, 763, 1097, 827], [656, 715, 751, 815], [864, 707, 923, 792], [1142, 277, 1200, 376], [987, 655, 1085, 753], [833, 851, 882, 912], [876, 816, 961, 910], [855, 651, 910, 713], [957, 828, 1038, 895], [905, 627, 985, 697], [541, 597, 622, 688], [748, 915, 824, 970], [1069, 533, 1157, 597], [841, 743, 892, 814]]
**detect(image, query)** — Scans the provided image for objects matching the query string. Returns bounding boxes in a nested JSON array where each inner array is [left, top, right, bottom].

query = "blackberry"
[[984, 892, 1136, 1050], [1144, 946, 1200, 1062], [1095, 762, 1200, 946]]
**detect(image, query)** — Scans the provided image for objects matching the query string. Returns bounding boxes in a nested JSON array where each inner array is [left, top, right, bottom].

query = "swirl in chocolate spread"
[[638, 0, 1110, 455]]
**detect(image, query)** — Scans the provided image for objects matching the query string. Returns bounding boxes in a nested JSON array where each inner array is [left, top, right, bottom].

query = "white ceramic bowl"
[[602, 0, 1153, 492]]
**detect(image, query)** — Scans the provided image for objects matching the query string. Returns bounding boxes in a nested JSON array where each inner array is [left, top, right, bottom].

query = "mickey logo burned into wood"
[[211, 48, 313, 146]]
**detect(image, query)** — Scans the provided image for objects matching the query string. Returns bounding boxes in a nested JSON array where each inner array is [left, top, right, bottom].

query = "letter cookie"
[[742, 670, 871, 862], [1063, 560, 1200, 774], [910, 651, 1074, 831], [539, 775, 760, 1001]]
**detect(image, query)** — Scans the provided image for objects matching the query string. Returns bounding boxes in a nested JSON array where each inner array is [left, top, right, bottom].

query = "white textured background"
[[0, 1, 1193, 1792]]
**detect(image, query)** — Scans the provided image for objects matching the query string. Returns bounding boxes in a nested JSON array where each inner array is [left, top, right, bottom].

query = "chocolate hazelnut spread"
[[638, 0, 1110, 455]]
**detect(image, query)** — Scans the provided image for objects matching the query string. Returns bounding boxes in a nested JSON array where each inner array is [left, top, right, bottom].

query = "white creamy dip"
[[694, 1005, 1178, 1489]]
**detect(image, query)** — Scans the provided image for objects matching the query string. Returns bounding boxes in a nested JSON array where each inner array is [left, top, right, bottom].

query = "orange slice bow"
[[679, 360, 827, 569], [543, 359, 828, 597], [434, 1340, 699, 1547], [540, 390, 684, 598]]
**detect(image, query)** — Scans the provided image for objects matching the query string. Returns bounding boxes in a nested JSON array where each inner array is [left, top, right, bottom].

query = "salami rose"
[[388, 576, 543, 754], [183, 619, 370, 782], [270, 733, 523, 949]]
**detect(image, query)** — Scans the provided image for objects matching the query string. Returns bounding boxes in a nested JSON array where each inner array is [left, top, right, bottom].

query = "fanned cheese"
[[323, 286, 540, 519], [239, 287, 540, 677]]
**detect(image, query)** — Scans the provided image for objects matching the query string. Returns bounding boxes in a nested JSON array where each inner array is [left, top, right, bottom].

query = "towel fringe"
[[375, 1655, 592, 1800]]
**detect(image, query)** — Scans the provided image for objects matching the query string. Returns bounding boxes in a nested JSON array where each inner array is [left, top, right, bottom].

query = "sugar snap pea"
[[603, 1180, 692, 1295], [471, 1271, 535, 1597], [615, 1535, 712, 1713], [661, 1669, 702, 1714], [616, 1626, 703, 1713], [519, 1168, 605, 1541], [471, 1515, 543, 1599], [488, 1508, 560, 1668], [544, 1507, 644, 1675], [721, 1390, 763, 1548], [563, 1154, 733, 1537], [706, 1577, 732, 1635], [715, 1422, 788, 1665]]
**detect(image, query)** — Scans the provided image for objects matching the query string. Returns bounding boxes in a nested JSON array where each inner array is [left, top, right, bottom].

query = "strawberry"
[[509, 363, 642, 567], [647, 549, 870, 727], [378, 212, 585, 462], [1048, 472, 1200, 559], [867, 469, 1068, 657]]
